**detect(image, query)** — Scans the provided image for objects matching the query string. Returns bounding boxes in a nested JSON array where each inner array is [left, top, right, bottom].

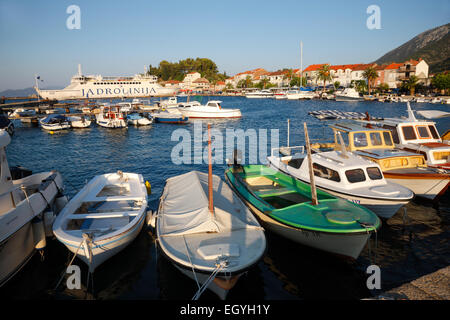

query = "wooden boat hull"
[[383, 172, 449, 201]]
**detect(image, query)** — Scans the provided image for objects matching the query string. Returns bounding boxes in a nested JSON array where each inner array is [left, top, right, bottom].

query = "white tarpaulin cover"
[[417, 110, 450, 119], [159, 171, 260, 237]]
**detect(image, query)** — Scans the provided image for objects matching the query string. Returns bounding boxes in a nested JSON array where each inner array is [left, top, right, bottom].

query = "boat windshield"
[[367, 167, 383, 180], [345, 169, 366, 183]]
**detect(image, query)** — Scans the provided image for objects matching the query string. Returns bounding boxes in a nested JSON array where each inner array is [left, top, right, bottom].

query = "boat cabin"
[[269, 146, 388, 191], [205, 101, 222, 109], [312, 123, 427, 171]]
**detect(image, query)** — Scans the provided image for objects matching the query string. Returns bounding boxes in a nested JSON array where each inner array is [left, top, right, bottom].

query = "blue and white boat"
[[40, 114, 71, 131], [153, 111, 188, 124]]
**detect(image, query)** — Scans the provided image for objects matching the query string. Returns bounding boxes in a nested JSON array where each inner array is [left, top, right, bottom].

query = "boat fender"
[[145, 181, 151, 195], [32, 216, 47, 251], [146, 210, 156, 228], [55, 195, 69, 213], [43, 210, 55, 237]]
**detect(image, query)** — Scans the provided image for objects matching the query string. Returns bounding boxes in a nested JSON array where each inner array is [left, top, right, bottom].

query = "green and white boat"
[[225, 165, 381, 259]]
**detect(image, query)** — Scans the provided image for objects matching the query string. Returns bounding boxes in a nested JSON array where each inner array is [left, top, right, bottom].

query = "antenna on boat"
[[406, 101, 417, 121], [208, 123, 214, 215], [304, 122, 319, 206], [336, 132, 349, 159]]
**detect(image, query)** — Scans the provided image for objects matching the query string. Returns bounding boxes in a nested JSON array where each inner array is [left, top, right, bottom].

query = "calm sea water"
[[1, 97, 449, 300]]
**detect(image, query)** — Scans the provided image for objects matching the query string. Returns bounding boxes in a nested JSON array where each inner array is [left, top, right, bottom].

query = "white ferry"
[[35, 65, 176, 100]]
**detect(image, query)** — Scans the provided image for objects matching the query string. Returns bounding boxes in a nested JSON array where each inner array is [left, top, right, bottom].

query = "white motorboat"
[[274, 92, 287, 99], [177, 100, 242, 118], [267, 146, 414, 219], [95, 105, 127, 128], [245, 89, 273, 98], [415, 97, 426, 103], [286, 89, 315, 100], [156, 171, 266, 299], [40, 114, 71, 131], [160, 96, 178, 108], [53, 171, 148, 273], [0, 129, 67, 286], [431, 98, 442, 104], [335, 88, 364, 101], [127, 113, 153, 126], [116, 102, 133, 113], [9, 108, 36, 118], [67, 116, 92, 128]]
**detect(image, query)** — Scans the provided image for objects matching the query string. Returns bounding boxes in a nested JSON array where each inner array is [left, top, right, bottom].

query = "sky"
[[0, 0, 449, 90]]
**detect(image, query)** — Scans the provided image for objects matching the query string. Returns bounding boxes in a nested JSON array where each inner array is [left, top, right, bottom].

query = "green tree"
[[362, 66, 378, 95], [290, 76, 306, 87], [353, 80, 368, 94], [404, 75, 419, 96], [333, 81, 340, 89], [431, 73, 450, 94], [378, 83, 390, 93], [316, 65, 332, 95]]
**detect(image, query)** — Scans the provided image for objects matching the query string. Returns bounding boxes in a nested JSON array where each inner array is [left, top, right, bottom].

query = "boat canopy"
[[158, 171, 260, 237], [41, 114, 67, 124]]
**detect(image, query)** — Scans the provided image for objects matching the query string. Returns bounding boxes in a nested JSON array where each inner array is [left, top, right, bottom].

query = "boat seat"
[[68, 211, 141, 219], [255, 188, 293, 197], [84, 195, 143, 202]]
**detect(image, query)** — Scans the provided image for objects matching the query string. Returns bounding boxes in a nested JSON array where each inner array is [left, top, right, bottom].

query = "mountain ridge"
[[375, 23, 450, 73]]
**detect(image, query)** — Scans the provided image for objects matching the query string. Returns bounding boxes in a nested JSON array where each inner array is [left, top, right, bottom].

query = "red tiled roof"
[[303, 64, 328, 72], [216, 81, 225, 85], [165, 80, 181, 84], [384, 63, 403, 70]]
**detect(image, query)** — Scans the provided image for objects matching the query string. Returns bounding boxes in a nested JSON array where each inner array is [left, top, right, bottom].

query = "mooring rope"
[[54, 239, 84, 290], [192, 261, 227, 301], [182, 235, 201, 291], [359, 222, 378, 265]]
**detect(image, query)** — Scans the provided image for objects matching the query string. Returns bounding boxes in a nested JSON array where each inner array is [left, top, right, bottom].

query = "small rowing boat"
[[53, 171, 148, 272]]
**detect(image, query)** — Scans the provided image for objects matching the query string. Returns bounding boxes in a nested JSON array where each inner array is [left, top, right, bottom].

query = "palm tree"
[[316, 64, 332, 95], [244, 75, 253, 88], [405, 75, 419, 96], [362, 67, 378, 95]]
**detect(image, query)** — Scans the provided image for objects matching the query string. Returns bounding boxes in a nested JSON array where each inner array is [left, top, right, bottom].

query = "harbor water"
[[1, 97, 449, 300]]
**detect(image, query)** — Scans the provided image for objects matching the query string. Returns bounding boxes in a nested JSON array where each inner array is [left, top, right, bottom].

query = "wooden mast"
[[303, 122, 318, 205], [208, 123, 214, 215]]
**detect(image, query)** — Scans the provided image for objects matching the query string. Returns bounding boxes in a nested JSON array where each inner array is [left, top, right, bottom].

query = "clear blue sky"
[[0, 0, 448, 90]]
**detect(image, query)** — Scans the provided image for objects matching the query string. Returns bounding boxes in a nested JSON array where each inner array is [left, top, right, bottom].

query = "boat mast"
[[287, 119, 290, 147], [300, 41, 303, 88], [303, 122, 318, 205], [208, 123, 214, 215]]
